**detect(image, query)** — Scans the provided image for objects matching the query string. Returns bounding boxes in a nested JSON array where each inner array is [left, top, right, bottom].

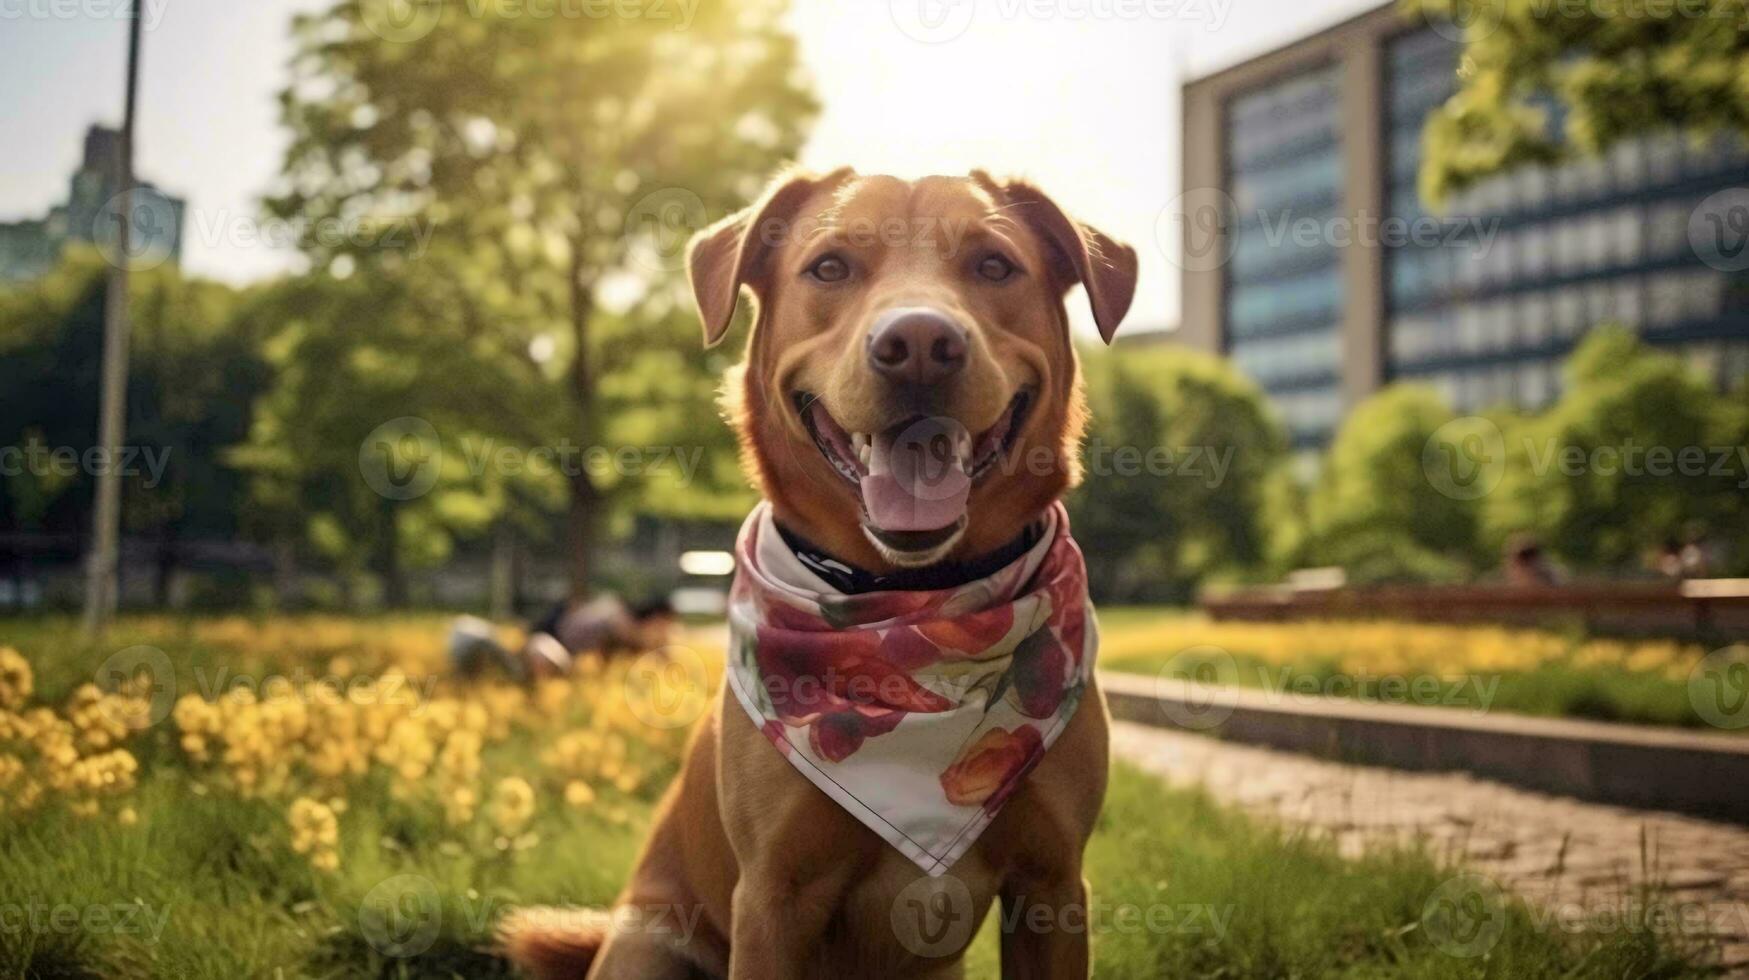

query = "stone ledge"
[[1099, 670, 1749, 825]]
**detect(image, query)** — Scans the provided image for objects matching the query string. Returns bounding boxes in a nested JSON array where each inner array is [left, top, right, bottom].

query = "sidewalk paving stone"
[[1111, 720, 1749, 976]]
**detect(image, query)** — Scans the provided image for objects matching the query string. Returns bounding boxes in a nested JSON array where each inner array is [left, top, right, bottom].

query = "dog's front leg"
[[998, 875, 1091, 980], [726, 861, 853, 980]]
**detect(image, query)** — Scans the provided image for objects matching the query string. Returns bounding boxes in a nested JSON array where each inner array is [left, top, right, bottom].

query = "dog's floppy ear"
[[973, 172, 1138, 344], [688, 168, 851, 348]]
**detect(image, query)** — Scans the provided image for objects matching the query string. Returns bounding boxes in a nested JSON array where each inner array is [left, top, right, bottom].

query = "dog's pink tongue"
[[859, 419, 970, 532]]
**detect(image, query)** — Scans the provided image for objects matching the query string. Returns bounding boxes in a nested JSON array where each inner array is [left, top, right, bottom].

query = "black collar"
[[773, 520, 1044, 595]]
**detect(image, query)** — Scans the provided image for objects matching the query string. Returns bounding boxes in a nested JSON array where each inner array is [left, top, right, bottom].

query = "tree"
[[0, 250, 261, 604], [1067, 346, 1287, 602], [229, 268, 755, 608], [269, 0, 816, 595], [1482, 328, 1735, 572], [0, 255, 107, 543], [1713, 379, 1749, 572], [119, 265, 268, 604], [1259, 463, 1313, 576], [1403, 0, 1749, 205], [591, 303, 757, 530], [229, 268, 567, 607], [1308, 385, 1488, 583]]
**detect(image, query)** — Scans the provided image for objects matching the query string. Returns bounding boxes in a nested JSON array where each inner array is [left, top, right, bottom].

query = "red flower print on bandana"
[[725, 502, 1096, 876]]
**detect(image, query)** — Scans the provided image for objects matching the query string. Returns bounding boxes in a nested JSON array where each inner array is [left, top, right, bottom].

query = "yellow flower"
[[0, 754, 24, 792], [0, 617, 734, 839], [0, 647, 32, 711], [445, 786, 479, 826], [289, 797, 340, 853], [489, 777, 536, 835], [65, 684, 138, 751], [564, 781, 596, 808], [438, 730, 483, 783]]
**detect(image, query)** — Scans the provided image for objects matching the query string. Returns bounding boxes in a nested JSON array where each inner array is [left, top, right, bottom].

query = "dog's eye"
[[807, 254, 850, 283], [977, 254, 1016, 282]]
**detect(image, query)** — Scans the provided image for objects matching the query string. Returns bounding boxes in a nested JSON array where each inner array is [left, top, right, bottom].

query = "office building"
[[0, 125, 185, 282], [1178, 5, 1749, 446]]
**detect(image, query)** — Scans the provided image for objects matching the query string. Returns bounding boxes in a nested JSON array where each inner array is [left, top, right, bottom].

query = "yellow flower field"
[[0, 619, 717, 852], [0, 614, 1715, 978], [1097, 608, 1726, 728]]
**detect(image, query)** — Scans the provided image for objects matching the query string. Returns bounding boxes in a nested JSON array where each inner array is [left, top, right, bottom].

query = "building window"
[[1216, 24, 1749, 441], [1224, 63, 1345, 445]]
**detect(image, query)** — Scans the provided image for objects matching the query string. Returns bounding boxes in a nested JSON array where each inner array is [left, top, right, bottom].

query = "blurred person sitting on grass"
[[448, 594, 676, 682], [1503, 533, 1562, 587]]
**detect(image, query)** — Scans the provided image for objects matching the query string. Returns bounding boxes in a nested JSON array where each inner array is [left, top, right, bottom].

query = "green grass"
[[0, 616, 1715, 978]]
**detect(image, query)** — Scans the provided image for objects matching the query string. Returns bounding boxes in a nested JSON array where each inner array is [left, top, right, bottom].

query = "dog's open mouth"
[[795, 389, 1033, 554]]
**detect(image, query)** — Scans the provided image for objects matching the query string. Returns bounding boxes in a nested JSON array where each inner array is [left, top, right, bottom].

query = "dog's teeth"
[[852, 433, 870, 468]]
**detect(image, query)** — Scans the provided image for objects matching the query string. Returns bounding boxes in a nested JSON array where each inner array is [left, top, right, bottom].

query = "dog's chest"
[[826, 845, 1002, 975], [716, 687, 1009, 972]]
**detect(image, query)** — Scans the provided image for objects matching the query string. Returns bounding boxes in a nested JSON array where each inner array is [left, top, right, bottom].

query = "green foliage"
[[268, 0, 817, 590], [1309, 385, 1486, 583], [223, 266, 756, 599], [1258, 463, 1313, 574], [228, 268, 570, 600], [1312, 330, 1747, 583], [1403, 0, 1749, 206], [5, 0, 814, 602], [591, 305, 757, 526], [1714, 379, 1749, 566], [0, 251, 263, 562], [1485, 328, 1738, 571], [1068, 346, 1288, 602]]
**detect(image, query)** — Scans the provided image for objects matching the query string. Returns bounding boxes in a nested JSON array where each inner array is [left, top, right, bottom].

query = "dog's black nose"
[[866, 308, 967, 385]]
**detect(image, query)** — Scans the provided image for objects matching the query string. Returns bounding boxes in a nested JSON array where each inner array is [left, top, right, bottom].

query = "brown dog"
[[503, 169, 1136, 979]]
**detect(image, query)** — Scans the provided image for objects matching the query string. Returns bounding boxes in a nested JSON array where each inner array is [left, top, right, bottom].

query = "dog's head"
[[690, 169, 1136, 571]]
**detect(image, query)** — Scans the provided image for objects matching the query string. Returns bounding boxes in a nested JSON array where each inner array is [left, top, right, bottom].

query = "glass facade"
[[1223, 66, 1346, 447], [1382, 27, 1749, 413]]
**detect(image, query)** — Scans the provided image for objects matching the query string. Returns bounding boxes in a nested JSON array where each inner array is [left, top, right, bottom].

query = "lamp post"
[[82, 0, 144, 637]]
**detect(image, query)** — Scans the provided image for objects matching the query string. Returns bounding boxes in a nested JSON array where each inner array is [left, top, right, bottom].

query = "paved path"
[[1111, 720, 1749, 974]]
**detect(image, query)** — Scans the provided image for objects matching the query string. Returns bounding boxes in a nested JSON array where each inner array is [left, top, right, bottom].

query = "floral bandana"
[[725, 501, 1096, 876]]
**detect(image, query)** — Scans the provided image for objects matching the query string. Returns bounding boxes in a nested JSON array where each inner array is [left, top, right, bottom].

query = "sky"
[[0, 0, 1382, 329]]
